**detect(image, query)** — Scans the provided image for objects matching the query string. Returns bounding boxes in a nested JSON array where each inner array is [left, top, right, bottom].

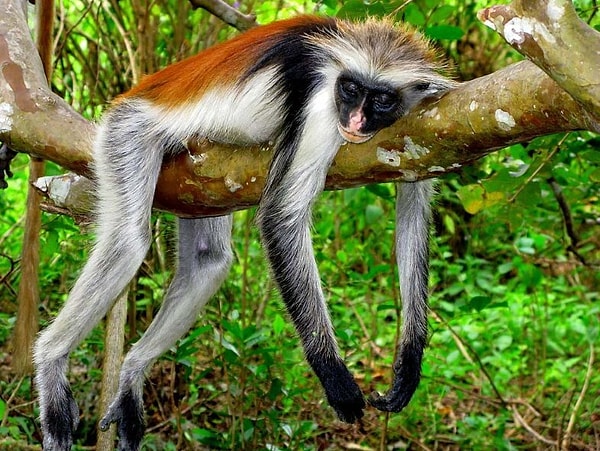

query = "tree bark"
[[1, 0, 599, 217], [479, 0, 600, 123], [12, 0, 55, 376]]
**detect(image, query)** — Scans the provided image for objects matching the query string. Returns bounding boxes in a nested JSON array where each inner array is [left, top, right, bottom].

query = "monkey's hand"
[[368, 351, 421, 412], [99, 388, 146, 451], [313, 358, 366, 423], [0, 143, 17, 189]]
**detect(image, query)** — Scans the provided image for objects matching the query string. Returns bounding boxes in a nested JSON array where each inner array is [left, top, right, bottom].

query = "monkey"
[[0, 143, 17, 189], [33, 15, 455, 451]]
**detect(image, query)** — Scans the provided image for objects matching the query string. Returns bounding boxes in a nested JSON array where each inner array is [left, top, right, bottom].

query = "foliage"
[[1, 0, 599, 450]]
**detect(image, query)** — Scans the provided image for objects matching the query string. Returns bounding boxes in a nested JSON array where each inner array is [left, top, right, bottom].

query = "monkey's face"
[[334, 75, 402, 144]]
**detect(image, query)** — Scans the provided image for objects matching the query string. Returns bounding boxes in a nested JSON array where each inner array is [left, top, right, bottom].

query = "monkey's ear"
[[401, 79, 455, 112], [414, 78, 457, 96]]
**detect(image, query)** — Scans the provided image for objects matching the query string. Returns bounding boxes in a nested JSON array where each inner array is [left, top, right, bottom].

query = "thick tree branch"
[[1, 0, 598, 217], [0, 1, 94, 173], [151, 60, 597, 217], [479, 0, 600, 123]]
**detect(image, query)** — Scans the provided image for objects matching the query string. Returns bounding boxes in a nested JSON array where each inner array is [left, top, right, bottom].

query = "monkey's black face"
[[334, 75, 403, 144]]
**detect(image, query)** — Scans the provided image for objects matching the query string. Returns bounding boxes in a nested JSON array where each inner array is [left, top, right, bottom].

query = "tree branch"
[[188, 0, 257, 31], [0, 1, 95, 174], [479, 0, 600, 123], [1, 0, 599, 217]]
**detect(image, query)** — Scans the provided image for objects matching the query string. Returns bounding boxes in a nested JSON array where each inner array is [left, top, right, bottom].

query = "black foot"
[[313, 358, 365, 423], [41, 383, 79, 451], [99, 389, 145, 451], [0, 143, 17, 190], [368, 384, 416, 412], [368, 355, 421, 412]]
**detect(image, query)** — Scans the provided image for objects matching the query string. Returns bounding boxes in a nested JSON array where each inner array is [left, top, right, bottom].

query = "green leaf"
[[518, 264, 543, 287], [443, 214, 456, 234], [425, 25, 464, 41], [365, 204, 384, 224], [365, 183, 394, 199], [589, 167, 600, 182], [456, 184, 484, 214], [429, 5, 455, 23], [403, 4, 426, 26], [219, 335, 240, 356], [376, 301, 397, 312], [464, 296, 492, 312], [579, 149, 600, 163], [189, 427, 217, 442], [281, 423, 293, 438], [498, 262, 513, 274], [273, 314, 287, 335], [515, 236, 535, 255], [337, 0, 386, 19], [343, 187, 360, 204], [494, 335, 513, 351], [267, 378, 284, 401]]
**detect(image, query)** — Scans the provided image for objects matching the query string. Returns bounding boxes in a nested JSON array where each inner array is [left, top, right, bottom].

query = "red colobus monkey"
[[34, 16, 454, 451]]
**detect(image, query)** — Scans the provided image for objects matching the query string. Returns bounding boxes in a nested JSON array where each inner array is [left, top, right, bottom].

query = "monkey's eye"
[[340, 80, 360, 98], [373, 93, 397, 112]]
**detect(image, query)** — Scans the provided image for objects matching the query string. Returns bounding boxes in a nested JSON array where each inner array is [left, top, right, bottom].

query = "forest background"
[[0, 0, 599, 450]]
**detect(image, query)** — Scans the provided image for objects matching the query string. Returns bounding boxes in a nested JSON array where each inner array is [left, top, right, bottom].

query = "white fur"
[[149, 68, 284, 145]]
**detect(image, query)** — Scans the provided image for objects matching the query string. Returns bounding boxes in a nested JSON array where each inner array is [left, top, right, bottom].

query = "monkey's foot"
[[0, 143, 17, 189], [99, 389, 145, 451], [314, 359, 366, 423], [40, 385, 79, 451], [367, 364, 420, 412]]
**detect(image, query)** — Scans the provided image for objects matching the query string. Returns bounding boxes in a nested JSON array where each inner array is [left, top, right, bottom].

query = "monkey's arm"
[[259, 190, 366, 422], [369, 180, 434, 412], [257, 104, 366, 423]]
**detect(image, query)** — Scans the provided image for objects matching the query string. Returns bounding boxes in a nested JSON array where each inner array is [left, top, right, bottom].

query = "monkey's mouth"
[[337, 124, 375, 144]]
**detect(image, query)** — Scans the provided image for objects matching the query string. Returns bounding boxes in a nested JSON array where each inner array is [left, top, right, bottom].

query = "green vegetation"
[[1, 0, 599, 449]]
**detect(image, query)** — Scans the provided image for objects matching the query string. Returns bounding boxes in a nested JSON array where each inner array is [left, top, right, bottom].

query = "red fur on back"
[[122, 16, 331, 107]]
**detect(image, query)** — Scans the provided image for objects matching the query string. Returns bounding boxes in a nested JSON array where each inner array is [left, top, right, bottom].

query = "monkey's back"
[[120, 16, 338, 108]]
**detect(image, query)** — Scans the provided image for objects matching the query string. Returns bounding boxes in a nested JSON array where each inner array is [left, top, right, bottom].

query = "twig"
[[0, 376, 25, 427], [379, 411, 389, 451], [0, 216, 24, 248], [430, 309, 474, 365], [562, 343, 595, 450], [548, 177, 587, 265], [430, 309, 507, 408], [511, 404, 557, 446], [395, 423, 434, 451], [101, 0, 139, 83], [343, 294, 384, 358], [188, 0, 257, 31], [508, 134, 569, 203], [390, 0, 415, 18]]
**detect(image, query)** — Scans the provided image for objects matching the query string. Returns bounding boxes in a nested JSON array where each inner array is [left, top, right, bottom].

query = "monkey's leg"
[[369, 179, 434, 412], [99, 216, 233, 451], [257, 115, 365, 423], [34, 104, 164, 451]]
